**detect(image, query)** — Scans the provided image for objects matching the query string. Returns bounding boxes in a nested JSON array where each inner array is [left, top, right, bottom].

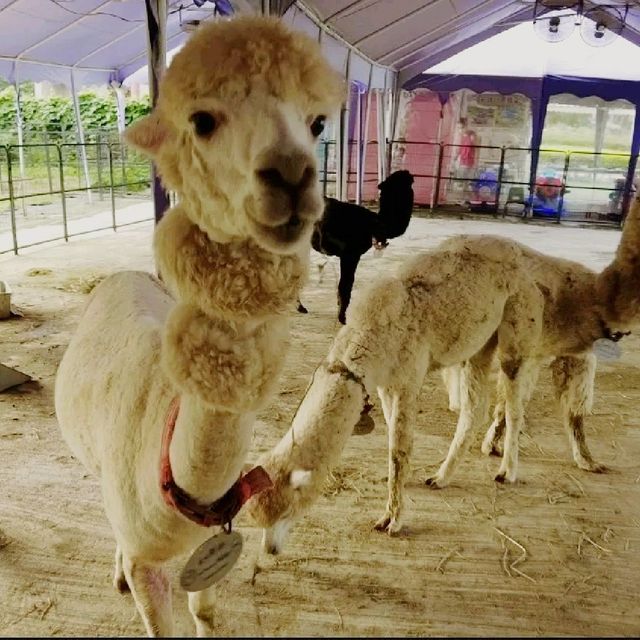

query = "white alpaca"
[[248, 200, 640, 547], [54, 16, 344, 637]]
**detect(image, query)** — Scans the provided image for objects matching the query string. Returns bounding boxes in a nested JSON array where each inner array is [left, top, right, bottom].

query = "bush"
[[0, 88, 150, 137]]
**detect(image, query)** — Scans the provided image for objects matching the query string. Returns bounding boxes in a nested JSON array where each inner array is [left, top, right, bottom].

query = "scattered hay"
[[494, 527, 536, 583], [323, 467, 365, 498], [57, 274, 106, 294], [434, 547, 462, 574], [25, 268, 53, 277], [576, 531, 613, 558]]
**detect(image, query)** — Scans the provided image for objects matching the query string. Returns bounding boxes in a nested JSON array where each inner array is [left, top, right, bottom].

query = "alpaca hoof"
[[425, 476, 446, 490], [297, 302, 308, 314], [579, 462, 609, 474], [114, 574, 130, 594], [338, 314, 346, 325], [353, 413, 375, 435], [373, 515, 402, 535], [494, 471, 516, 484]]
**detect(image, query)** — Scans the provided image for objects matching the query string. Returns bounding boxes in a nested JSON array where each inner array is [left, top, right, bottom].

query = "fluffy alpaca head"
[[378, 169, 414, 193], [125, 16, 345, 255]]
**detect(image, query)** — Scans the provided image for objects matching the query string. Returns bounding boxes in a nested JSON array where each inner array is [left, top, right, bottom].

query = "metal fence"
[[389, 140, 636, 227], [1, 134, 632, 256], [0, 136, 154, 255]]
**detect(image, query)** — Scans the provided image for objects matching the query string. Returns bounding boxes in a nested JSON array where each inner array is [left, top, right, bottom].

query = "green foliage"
[[0, 89, 151, 137]]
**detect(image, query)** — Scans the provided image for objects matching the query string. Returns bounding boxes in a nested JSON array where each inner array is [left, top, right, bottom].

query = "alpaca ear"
[[289, 469, 313, 489], [124, 112, 167, 157]]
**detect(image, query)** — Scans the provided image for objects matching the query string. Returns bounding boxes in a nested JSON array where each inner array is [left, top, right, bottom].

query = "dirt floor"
[[1, 213, 639, 637]]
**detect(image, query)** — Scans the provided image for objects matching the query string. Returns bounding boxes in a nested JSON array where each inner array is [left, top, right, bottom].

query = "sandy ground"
[[0, 214, 639, 637]]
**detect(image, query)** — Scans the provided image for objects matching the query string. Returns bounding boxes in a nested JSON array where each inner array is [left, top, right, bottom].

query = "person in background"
[[456, 117, 480, 203]]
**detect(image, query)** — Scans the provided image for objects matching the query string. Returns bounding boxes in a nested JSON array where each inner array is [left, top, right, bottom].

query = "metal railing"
[[1, 136, 632, 256], [0, 139, 153, 255], [387, 140, 636, 227]]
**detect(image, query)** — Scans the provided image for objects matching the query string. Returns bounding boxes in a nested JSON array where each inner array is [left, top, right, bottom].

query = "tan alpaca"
[[248, 196, 640, 547], [54, 16, 344, 637]]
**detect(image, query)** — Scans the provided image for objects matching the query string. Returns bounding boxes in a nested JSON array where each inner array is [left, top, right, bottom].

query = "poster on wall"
[[467, 105, 495, 127]]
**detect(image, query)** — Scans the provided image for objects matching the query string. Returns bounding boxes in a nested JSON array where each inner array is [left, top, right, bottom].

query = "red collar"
[[159, 397, 272, 528]]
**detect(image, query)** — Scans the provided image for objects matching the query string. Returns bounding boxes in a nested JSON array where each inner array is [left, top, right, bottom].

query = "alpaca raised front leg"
[[551, 354, 606, 473], [337, 253, 361, 324], [122, 555, 173, 637], [426, 344, 494, 489]]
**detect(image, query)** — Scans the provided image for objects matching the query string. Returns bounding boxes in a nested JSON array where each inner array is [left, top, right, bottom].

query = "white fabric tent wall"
[[425, 19, 640, 81]]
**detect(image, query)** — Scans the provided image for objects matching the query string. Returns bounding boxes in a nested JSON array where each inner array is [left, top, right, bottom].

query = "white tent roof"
[[425, 18, 640, 81]]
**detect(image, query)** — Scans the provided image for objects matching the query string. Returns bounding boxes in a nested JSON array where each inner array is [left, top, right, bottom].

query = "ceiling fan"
[[532, 0, 630, 46]]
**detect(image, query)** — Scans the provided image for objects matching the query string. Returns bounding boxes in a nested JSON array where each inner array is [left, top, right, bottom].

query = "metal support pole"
[[70, 69, 92, 203], [5, 146, 18, 255], [144, 0, 170, 224], [376, 90, 385, 184], [433, 143, 444, 210], [111, 81, 127, 135], [336, 50, 351, 201], [361, 86, 373, 201], [494, 146, 506, 216], [57, 145, 69, 241], [558, 151, 570, 224], [13, 73, 25, 185], [354, 88, 363, 205], [108, 144, 116, 230], [43, 130, 53, 193]]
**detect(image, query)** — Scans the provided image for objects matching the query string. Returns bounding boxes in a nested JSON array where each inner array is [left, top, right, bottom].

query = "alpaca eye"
[[190, 111, 217, 138], [310, 115, 326, 138]]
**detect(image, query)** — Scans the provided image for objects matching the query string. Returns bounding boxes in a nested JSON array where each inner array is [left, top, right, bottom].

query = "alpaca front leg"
[[123, 555, 173, 637], [551, 354, 606, 473], [188, 586, 221, 637], [426, 345, 494, 489], [495, 358, 539, 483], [337, 253, 360, 324], [113, 544, 130, 594], [374, 387, 415, 534]]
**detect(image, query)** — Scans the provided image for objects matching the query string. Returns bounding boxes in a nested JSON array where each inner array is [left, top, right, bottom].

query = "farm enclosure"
[[0, 215, 639, 636]]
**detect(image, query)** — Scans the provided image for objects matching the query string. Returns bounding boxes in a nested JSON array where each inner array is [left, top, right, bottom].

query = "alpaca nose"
[[255, 152, 316, 197]]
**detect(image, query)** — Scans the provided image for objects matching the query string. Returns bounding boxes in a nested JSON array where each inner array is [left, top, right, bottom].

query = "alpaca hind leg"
[[551, 354, 606, 473], [482, 362, 539, 457], [426, 338, 496, 489], [441, 365, 461, 413], [113, 544, 130, 594], [122, 555, 173, 637], [481, 399, 506, 457], [495, 358, 540, 483], [188, 586, 221, 637]]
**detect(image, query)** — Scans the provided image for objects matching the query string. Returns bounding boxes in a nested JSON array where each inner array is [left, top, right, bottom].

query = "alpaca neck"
[[596, 195, 640, 327], [168, 394, 255, 504], [377, 193, 413, 240]]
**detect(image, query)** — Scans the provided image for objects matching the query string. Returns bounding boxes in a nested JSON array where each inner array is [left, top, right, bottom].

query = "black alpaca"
[[299, 170, 414, 324]]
